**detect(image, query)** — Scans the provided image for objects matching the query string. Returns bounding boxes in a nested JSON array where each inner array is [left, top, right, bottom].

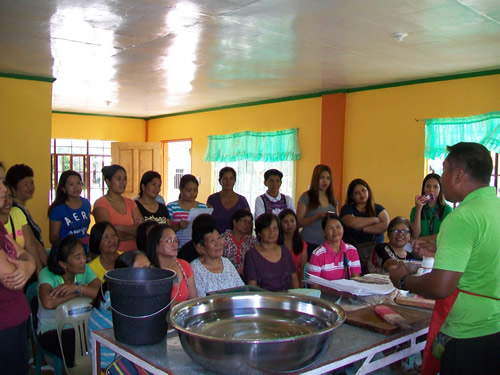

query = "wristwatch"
[[397, 275, 408, 290]]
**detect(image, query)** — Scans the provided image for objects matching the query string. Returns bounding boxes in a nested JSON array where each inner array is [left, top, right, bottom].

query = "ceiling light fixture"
[[392, 32, 408, 42]]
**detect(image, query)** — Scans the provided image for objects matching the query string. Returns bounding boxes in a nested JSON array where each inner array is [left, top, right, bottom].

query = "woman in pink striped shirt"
[[307, 213, 361, 284]]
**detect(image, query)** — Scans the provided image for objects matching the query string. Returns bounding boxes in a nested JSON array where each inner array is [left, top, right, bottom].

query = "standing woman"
[[207, 167, 250, 234], [37, 235, 100, 369], [297, 164, 338, 258], [244, 213, 299, 292], [5, 164, 44, 246], [135, 171, 171, 225], [0, 161, 36, 375], [222, 209, 257, 275], [146, 224, 198, 305], [88, 222, 121, 281], [410, 173, 452, 240], [167, 174, 208, 247], [48, 170, 91, 252], [278, 209, 308, 287], [93, 165, 143, 252], [1, 182, 47, 274]]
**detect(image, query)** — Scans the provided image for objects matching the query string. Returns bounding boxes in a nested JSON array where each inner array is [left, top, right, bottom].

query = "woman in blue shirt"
[[48, 170, 91, 252]]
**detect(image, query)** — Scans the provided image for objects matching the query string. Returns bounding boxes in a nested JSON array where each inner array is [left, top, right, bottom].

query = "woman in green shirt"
[[410, 173, 452, 240]]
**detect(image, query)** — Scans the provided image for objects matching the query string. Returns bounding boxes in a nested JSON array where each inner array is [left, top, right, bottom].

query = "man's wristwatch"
[[397, 275, 408, 290]]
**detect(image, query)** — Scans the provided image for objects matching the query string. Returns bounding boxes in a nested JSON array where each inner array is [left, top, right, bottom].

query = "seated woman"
[[222, 209, 257, 275], [48, 170, 91, 252], [244, 213, 299, 292], [191, 220, 244, 297], [369, 216, 421, 274], [1, 182, 47, 274], [146, 224, 197, 305], [88, 222, 121, 281], [308, 213, 361, 284], [410, 173, 452, 241], [278, 209, 308, 287], [93, 165, 144, 252], [37, 235, 100, 367], [88, 250, 150, 370], [135, 171, 171, 225]]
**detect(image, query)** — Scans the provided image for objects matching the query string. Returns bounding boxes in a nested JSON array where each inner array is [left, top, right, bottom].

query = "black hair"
[[345, 178, 376, 217], [89, 221, 119, 256], [421, 173, 447, 220], [264, 169, 283, 181], [192, 217, 218, 246], [102, 164, 126, 181], [114, 250, 148, 269], [145, 224, 174, 267], [48, 170, 82, 216], [321, 212, 343, 231], [178, 174, 199, 199], [5, 164, 34, 191], [446, 142, 492, 184], [139, 171, 161, 197], [254, 213, 279, 242], [387, 216, 412, 236], [230, 209, 253, 229], [136, 221, 159, 251], [277, 209, 303, 255], [48, 235, 83, 275], [218, 167, 236, 183]]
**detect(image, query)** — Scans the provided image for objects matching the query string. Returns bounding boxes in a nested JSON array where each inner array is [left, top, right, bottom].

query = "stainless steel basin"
[[168, 292, 346, 374]]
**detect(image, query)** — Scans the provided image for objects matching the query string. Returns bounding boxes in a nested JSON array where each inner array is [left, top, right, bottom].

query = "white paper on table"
[[182, 207, 214, 238], [307, 274, 395, 296]]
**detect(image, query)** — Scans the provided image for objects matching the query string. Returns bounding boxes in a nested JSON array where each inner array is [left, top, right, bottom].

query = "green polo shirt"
[[434, 186, 500, 339], [410, 203, 452, 236]]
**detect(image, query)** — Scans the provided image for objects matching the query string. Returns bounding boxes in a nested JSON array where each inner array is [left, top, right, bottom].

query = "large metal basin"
[[168, 292, 346, 374]]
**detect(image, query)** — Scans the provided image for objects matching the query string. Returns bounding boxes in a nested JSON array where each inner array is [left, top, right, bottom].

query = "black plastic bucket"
[[104, 267, 176, 345]]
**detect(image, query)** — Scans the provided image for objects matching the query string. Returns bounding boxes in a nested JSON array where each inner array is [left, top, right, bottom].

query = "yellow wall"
[[343, 74, 500, 220], [148, 99, 322, 203], [52, 113, 145, 141], [0, 77, 53, 242]]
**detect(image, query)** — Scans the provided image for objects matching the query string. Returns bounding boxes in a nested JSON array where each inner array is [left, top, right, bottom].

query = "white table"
[[91, 316, 429, 375]]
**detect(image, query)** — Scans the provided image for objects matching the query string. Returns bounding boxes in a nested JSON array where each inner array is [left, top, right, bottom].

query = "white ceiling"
[[1, 0, 499, 118]]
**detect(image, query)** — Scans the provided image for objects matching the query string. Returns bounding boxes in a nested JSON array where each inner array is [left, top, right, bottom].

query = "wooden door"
[[111, 142, 162, 198]]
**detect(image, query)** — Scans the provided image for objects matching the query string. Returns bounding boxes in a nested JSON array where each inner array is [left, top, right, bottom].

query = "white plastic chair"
[[55, 297, 93, 375]]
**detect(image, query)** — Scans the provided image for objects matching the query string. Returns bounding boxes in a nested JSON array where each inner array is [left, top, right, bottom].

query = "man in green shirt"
[[388, 142, 499, 375]]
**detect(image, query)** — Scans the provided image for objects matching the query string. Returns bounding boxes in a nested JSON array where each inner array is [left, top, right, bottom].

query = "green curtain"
[[205, 128, 301, 162], [425, 111, 500, 159]]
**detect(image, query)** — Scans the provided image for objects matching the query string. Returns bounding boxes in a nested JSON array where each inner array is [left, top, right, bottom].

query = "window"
[[50, 139, 112, 204], [166, 140, 192, 203], [211, 160, 295, 213]]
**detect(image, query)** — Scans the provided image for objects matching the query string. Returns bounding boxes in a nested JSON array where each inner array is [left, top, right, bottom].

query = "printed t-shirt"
[[135, 200, 170, 224], [5, 206, 28, 247], [190, 257, 244, 296], [49, 198, 91, 248]]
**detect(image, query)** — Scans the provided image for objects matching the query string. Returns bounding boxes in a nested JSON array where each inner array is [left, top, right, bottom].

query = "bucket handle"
[[108, 277, 180, 319]]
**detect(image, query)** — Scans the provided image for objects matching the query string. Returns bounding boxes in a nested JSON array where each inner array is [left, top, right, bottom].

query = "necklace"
[[423, 206, 439, 234]]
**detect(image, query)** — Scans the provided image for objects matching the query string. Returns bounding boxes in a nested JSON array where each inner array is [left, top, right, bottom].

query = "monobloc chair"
[[55, 296, 93, 375], [26, 282, 65, 375]]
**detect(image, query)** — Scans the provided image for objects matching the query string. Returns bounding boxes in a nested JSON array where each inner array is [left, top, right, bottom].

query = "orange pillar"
[[321, 93, 346, 207]]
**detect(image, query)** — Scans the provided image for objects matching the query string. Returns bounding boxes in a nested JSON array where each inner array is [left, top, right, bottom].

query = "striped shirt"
[[166, 201, 208, 247], [307, 241, 361, 280]]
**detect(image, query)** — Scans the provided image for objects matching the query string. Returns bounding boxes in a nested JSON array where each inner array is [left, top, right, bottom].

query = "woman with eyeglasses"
[[146, 224, 197, 304], [190, 219, 243, 297], [370, 216, 421, 274], [307, 213, 361, 285]]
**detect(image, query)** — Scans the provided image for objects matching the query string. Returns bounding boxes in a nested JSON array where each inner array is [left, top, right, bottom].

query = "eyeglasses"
[[389, 229, 410, 235], [160, 238, 179, 244]]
